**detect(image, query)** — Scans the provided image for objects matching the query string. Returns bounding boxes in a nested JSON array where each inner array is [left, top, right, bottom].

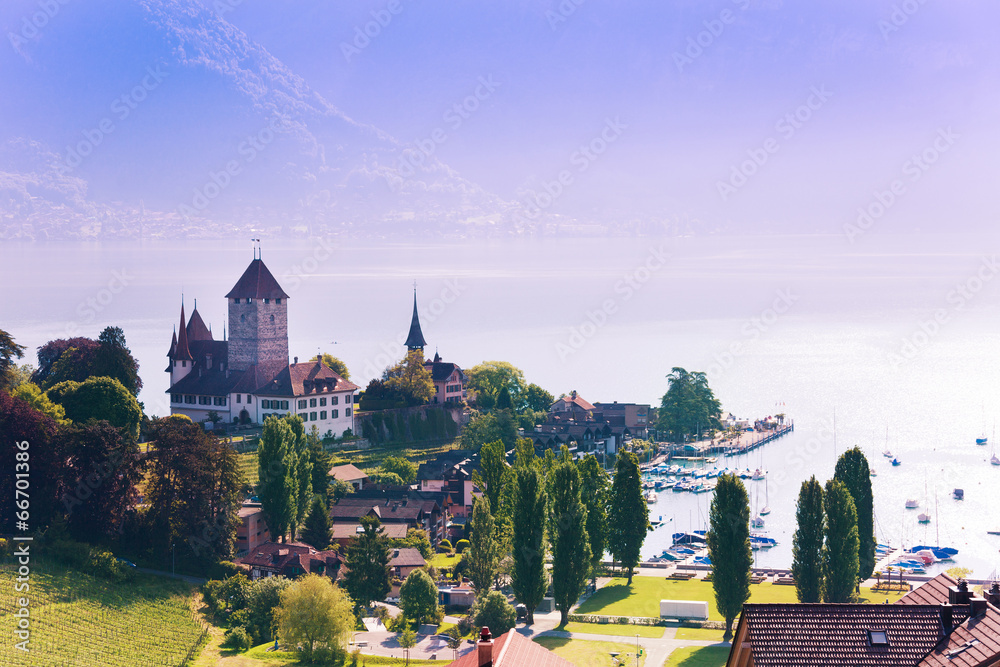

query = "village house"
[[329, 521, 408, 550], [726, 573, 1000, 667], [165, 253, 359, 435], [445, 627, 573, 667], [235, 503, 270, 555], [235, 541, 341, 581], [329, 489, 446, 546], [328, 463, 370, 491], [524, 391, 639, 455], [416, 449, 480, 518]]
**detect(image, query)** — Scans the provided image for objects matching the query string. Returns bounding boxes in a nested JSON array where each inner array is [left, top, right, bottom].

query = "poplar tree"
[[606, 450, 649, 584], [467, 495, 500, 597], [792, 476, 825, 603], [823, 478, 860, 603], [286, 415, 314, 531], [834, 447, 875, 581], [257, 416, 298, 543], [548, 459, 590, 626], [511, 464, 548, 624], [707, 472, 752, 641], [578, 454, 609, 581]]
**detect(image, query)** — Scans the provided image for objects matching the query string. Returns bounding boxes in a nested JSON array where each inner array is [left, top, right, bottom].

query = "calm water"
[[4, 233, 1000, 575]]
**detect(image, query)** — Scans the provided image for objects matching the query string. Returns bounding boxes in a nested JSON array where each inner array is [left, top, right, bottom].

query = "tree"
[[519, 383, 554, 413], [656, 367, 721, 442], [792, 476, 825, 603], [301, 495, 333, 550], [578, 455, 609, 581], [707, 473, 752, 641], [372, 471, 405, 486], [246, 576, 293, 644], [460, 410, 518, 451], [343, 515, 392, 610], [58, 421, 143, 542], [257, 416, 299, 543], [834, 447, 875, 582], [47, 376, 143, 439], [0, 390, 63, 533], [328, 478, 353, 505], [91, 326, 143, 396], [32, 337, 100, 388], [380, 456, 417, 485], [283, 415, 314, 531], [823, 478, 860, 603], [474, 439, 512, 529], [307, 426, 332, 499], [321, 353, 351, 380], [11, 383, 68, 424], [606, 451, 649, 584], [399, 569, 441, 625], [0, 328, 26, 391], [277, 574, 354, 661], [144, 416, 241, 568], [511, 464, 548, 625], [385, 350, 434, 405], [467, 361, 526, 410], [467, 495, 500, 597], [473, 591, 517, 637], [548, 459, 590, 626], [391, 528, 433, 560]]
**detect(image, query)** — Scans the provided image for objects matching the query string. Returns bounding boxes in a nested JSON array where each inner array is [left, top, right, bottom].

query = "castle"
[[166, 254, 359, 436]]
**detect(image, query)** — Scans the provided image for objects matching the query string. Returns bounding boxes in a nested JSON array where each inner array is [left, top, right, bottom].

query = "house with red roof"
[[445, 628, 573, 667], [235, 541, 341, 581], [725, 573, 1000, 667], [165, 253, 359, 434]]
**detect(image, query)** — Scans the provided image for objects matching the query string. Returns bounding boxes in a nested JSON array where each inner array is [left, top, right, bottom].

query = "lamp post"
[[636, 634, 640, 665]]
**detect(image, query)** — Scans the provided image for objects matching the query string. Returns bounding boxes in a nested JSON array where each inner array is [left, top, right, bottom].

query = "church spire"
[[175, 299, 193, 361], [404, 287, 427, 352]]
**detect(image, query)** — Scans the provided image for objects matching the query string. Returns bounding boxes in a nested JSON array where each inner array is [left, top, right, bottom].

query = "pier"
[[660, 419, 794, 459]]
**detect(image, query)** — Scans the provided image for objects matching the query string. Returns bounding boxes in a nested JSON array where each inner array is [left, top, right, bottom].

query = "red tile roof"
[[186, 307, 213, 342], [225, 259, 289, 299], [174, 302, 193, 361], [262, 359, 359, 396], [445, 630, 574, 667], [388, 548, 426, 569], [919, 605, 1000, 666], [899, 573, 959, 606], [236, 541, 339, 578]]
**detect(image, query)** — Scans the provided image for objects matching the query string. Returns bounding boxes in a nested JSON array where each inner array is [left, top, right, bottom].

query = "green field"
[[558, 622, 665, 638], [428, 552, 462, 570], [577, 577, 906, 622], [534, 637, 647, 667], [0, 560, 205, 667], [665, 646, 731, 667]]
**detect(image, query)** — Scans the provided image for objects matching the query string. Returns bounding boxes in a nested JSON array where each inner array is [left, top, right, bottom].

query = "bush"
[[455, 539, 470, 554], [473, 591, 516, 637], [222, 626, 251, 651], [210, 560, 241, 580], [457, 614, 474, 636], [439, 539, 453, 551]]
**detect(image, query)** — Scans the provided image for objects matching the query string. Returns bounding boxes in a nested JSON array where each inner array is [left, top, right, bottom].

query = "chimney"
[[949, 581, 973, 605], [940, 604, 954, 634], [477, 626, 493, 666], [294, 356, 298, 364], [971, 596, 989, 617], [987, 582, 1000, 607]]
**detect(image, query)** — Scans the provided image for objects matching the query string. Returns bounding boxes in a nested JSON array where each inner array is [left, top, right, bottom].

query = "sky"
[[1, 0, 998, 235]]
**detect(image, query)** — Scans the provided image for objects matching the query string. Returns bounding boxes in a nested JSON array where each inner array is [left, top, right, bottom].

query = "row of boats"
[[651, 531, 779, 565], [881, 544, 959, 575]]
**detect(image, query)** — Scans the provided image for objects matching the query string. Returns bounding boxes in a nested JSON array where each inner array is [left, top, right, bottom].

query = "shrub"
[[455, 539, 470, 554], [439, 539, 453, 551], [457, 614, 474, 636], [222, 626, 251, 652], [473, 591, 516, 637]]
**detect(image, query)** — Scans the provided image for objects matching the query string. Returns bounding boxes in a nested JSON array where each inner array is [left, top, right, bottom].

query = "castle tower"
[[169, 301, 194, 385], [404, 288, 427, 353], [225, 256, 290, 372]]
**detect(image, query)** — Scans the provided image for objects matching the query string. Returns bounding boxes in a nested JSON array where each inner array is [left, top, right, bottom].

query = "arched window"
[[241, 314, 245, 322], [270, 314, 275, 323]]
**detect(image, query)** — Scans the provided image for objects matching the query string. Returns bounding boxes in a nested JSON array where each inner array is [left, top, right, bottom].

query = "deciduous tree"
[[792, 476, 825, 603], [823, 478, 859, 603], [467, 495, 500, 597], [47, 376, 142, 439], [399, 569, 441, 625], [467, 361, 526, 410], [321, 353, 351, 380], [277, 574, 354, 661], [520, 383, 554, 413], [548, 459, 590, 626], [0, 328, 25, 391], [657, 367, 721, 442], [473, 591, 517, 637], [385, 350, 434, 405], [834, 447, 875, 581], [707, 473, 752, 641], [511, 464, 547, 624], [380, 455, 417, 485], [606, 451, 648, 584]]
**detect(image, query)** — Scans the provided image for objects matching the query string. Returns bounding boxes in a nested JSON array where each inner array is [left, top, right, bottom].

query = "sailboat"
[[977, 404, 988, 445], [991, 423, 999, 465], [917, 512, 931, 524], [760, 482, 771, 516]]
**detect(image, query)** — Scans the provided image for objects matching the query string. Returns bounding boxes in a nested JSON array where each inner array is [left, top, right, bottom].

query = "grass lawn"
[[665, 646, 731, 667], [557, 622, 665, 638], [429, 552, 462, 570], [674, 626, 727, 642], [534, 637, 647, 667], [0, 559, 204, 667], [577, 577, 907, 621], [238, 643, 448, 666]]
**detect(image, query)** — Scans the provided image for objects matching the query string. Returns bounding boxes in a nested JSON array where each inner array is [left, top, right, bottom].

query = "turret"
[[404, 288, 427, 352]]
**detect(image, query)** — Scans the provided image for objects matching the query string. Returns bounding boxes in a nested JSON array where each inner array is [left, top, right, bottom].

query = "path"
[[136, 566, 206, 585]]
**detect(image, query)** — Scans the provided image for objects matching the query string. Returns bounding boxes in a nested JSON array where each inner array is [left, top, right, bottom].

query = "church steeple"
[[175, 301, 193, 361], [404, 287, 427, 352]]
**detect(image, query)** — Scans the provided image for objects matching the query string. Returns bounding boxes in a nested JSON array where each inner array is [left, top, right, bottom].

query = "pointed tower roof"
[[167, 328, 177, 358], [225, 259, 289, 299], [175, 302, 193, 361], [186, 305, 213, 342], [404, 290, 427, 351]]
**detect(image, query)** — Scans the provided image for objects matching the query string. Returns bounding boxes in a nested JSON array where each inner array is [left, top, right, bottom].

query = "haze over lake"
[[6, 232, 1000, 575]]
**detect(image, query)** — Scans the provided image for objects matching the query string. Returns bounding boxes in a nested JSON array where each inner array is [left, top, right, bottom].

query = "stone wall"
[[227, 297, 289, 371]]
